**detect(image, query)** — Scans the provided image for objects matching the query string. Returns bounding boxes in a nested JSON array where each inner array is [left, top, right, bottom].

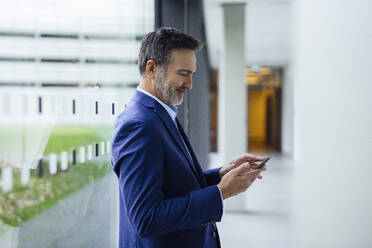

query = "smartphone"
[[251, 157, 270, 170]]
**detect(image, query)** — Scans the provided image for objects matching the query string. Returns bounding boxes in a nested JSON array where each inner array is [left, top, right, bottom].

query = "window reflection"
[[0, 0, 153, 247]]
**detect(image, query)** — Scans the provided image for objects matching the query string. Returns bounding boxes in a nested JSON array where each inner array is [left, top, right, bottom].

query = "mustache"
[[176, 87, 188, 92]]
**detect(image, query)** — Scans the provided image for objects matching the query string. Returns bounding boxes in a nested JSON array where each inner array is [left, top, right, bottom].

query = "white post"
[[100, 141, 105, 155], [219, 3, 247, 211], [60, 151, 68, 171], [49, 153, 58, 175], [87, 144, 93, 160], [106, 141, 111, 154], [21, 166, 30, 186], [293, 0, 372, 247], [79, 146, 86, 163], [2, 166, 13, 193], [2, 92, 11, 115], [22, 94, 29, 115]]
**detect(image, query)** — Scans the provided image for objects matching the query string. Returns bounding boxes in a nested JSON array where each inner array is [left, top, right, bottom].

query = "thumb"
[[231, 162, 250, 175]]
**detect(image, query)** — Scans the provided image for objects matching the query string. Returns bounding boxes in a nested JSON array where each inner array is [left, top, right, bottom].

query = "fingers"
[[228, 161, 266, 184], [247, 162, 259, 169], [254, 167, 266, 180], [231, 162, 250, 175], [245, 153, 265, 161], [239, 164, 267, 175], [230, 157, 246, 167], [239, 169, 260, 178], [234, 153, 266, 165], [219, 163, 265, 200]]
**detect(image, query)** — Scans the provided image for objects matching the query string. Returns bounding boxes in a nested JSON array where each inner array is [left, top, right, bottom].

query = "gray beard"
[[154, 70, 184, 105]]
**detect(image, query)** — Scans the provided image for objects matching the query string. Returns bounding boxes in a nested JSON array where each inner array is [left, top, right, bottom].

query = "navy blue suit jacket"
[[111, 91, 223, 248]]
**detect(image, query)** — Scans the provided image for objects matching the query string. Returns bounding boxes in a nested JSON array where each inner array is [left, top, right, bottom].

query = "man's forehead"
[[169, 49, 196, 71]]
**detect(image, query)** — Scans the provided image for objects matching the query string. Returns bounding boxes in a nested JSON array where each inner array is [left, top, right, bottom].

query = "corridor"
[[209, 153, 294, 248]]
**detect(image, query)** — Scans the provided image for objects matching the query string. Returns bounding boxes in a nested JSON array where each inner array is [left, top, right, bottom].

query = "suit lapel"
[[175, 119, 207, 187], [153, 103, 204, 186], [153, 104, 188, 162]]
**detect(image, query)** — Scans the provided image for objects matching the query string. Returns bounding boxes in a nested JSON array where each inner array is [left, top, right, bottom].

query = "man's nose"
[[184, 76, 193, 90]]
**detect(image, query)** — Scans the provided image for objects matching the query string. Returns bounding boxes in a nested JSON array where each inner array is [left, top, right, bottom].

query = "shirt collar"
[[136, 86, 177, 122]]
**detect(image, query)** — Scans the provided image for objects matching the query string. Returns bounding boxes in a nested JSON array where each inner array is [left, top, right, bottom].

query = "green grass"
[[0, 125, 114, 227], [44, 125, 113, 154]]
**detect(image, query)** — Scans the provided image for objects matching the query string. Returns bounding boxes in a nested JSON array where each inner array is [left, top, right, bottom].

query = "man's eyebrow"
[[178, 69, 196, 74]]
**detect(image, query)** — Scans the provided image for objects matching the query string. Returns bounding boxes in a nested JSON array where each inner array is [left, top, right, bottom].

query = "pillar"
[[218, 3, 247, 210], [281, 64, 294, 155]]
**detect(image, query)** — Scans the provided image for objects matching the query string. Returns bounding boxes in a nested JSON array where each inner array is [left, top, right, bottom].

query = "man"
[[111, 27, 267, 248]]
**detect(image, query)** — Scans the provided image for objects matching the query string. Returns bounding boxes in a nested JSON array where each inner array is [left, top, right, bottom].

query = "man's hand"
[[217, 163, 266, 200], [219, 153, 265, 178]]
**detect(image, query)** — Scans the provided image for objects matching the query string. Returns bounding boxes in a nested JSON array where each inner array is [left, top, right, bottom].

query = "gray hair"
[[138, 27, 202, 77]]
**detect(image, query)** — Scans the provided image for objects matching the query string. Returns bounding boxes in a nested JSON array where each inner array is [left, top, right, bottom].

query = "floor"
[[209, 152, 294, 248]]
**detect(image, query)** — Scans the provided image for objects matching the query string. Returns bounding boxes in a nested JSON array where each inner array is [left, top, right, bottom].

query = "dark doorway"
[[247, 67, 282, 153]]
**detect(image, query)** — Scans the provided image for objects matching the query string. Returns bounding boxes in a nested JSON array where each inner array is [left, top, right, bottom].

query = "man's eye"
[[179, 73, 188, 77]]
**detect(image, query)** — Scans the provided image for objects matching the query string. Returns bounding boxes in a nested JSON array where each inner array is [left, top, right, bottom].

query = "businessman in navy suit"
[[112, 27, 267, 248]]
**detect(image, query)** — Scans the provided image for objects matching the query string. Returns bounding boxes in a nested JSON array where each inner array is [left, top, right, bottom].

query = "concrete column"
[[218, 3, 247, 210], [293, 0, 372, 247], [281, 65, 294, 155]]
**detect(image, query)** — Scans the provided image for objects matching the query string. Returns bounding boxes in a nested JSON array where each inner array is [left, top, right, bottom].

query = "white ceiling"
[[203, 0, 292, 69]]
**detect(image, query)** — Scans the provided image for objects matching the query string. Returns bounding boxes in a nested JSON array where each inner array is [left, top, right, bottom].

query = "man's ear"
[[145, 60, 156, 79]]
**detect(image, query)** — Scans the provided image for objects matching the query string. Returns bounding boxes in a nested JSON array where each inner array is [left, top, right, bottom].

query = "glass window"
[[0, 1, 154, 247]]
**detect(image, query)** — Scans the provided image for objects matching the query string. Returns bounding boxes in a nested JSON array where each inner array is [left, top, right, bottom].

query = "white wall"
[[292, 0, 372, 247]]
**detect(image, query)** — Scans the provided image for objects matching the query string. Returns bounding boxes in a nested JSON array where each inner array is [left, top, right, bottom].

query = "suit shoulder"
[[115, 101, 159, 127], [113, 103, 162, 143], [111, 104, 163, 172]]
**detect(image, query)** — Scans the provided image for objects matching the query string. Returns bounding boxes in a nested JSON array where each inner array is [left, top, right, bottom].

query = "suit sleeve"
[[112, 120, 223, 238], [203, 168, 222, 186]]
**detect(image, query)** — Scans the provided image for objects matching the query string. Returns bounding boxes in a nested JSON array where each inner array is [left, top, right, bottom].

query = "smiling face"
[[154, 49, 196, 105]]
